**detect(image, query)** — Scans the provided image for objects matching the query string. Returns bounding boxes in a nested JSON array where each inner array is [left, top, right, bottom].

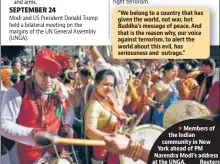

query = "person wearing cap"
[[1, 49, 74, 164]]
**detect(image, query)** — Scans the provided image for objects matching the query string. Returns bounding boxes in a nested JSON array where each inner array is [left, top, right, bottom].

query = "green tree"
[[1, 46, 25, 60]]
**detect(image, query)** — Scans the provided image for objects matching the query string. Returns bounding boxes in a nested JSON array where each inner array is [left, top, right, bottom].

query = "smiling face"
[[165, 66, 178, 81], [142, 70, 152, 81], [95, 75, 115, 97]]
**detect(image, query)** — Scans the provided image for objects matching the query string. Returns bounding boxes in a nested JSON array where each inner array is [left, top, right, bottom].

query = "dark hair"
[[83, 57, 90, 64], [19, 74, 26, 81], [178, 62, 192, 74], [26, 67, 33, 76], [10, 74, 18, 83], [76, 61, 83, 68], [22, 63, 27, 68], [80, 68, 92, 77], [188, 59, 199, 69], [95, 69, 117, 87], [3, 60, 11, 66], [11, 60, 21, 67], [73, 55, 79, 60], [127, 61, 135, 74], [159, 62, 178, 74], [201, 58, 216, 70], [60, 69, 75, 84]]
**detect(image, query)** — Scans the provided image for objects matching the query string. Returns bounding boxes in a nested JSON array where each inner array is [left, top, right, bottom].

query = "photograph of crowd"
[[1, 45, 219, 164]]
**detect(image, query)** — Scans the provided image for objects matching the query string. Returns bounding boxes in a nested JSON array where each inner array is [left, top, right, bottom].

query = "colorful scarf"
[[32, 76, 70, 118], [92, 91, 126, 120]]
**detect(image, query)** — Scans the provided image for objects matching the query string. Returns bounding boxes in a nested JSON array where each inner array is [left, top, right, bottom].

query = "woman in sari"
[[84, 69, 128, 164], [140, 68, 153, 90], [147, 62, 179, 127]]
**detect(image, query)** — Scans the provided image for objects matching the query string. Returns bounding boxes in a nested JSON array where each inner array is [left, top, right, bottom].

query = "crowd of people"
[[1, 46, 219, 164]]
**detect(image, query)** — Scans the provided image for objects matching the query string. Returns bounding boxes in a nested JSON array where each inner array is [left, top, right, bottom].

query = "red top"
[[206, 81, 220, 114], [14, 78, 61, 164]]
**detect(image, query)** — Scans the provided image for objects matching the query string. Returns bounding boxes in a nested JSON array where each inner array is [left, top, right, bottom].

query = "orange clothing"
[[188, 70, 201, 79], [1, 67, 13, 88], [178, 78, 198, 100]]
